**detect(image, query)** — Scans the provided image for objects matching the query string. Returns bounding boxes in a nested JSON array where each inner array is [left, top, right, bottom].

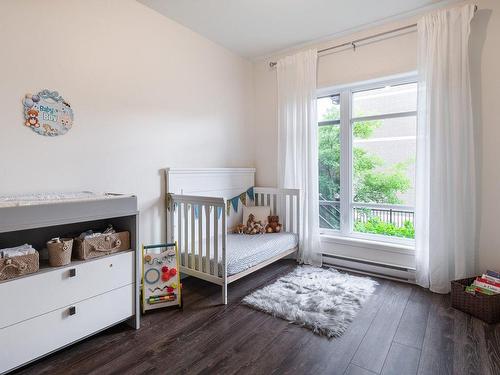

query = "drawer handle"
[[69, 306, 76, 316], [69, 268, 77, 277]]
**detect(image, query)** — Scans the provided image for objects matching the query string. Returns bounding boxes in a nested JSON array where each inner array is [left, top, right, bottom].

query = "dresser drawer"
[[0, 251, 134, 329], [0, 283, 134, 374]]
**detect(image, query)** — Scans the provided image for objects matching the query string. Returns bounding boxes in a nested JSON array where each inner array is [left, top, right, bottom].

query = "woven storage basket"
[[451, 277, 500, 324], [47, 238, 73, 267], [73, 231, 130, 260], [0, 252, 39, 281]]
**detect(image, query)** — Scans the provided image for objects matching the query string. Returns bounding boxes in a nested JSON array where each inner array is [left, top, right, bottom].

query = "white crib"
[[165, 168, 300, 304]]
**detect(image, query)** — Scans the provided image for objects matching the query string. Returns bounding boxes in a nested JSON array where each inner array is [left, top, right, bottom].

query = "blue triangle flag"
[[231, 196, 240, 213], [247, 187, 254, 201]]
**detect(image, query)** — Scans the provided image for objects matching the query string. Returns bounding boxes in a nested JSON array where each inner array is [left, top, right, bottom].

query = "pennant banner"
[[225, 186, 255, 216]]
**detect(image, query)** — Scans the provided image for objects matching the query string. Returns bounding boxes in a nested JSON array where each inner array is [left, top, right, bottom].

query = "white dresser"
[[0, 195, 140, 374]]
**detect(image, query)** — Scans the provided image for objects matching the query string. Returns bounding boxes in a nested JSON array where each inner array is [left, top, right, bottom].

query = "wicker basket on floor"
[[451, 277, 500, 324]]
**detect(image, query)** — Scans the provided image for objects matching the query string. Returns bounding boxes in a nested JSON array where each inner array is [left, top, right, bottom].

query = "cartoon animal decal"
[[42, 124, 58, 136], [25, 108, 40, 128], [59, 113, 72, 129]]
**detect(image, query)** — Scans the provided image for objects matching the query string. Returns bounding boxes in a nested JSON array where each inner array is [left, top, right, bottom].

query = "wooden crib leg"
[[221, 283, 228, 305]]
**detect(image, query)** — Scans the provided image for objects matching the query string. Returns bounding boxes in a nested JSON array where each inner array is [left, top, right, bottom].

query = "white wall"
[[0, 0, 254, 245], [253, 0, 500, 272]]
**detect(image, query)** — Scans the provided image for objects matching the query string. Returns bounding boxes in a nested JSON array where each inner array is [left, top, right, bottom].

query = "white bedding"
[[181, 233, 298, 276]]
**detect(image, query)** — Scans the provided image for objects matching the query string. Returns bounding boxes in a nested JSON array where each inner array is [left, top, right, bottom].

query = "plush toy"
[[265, 215, 282, 233], [234, 223, 246, 234], [239, 214, 264, 235]]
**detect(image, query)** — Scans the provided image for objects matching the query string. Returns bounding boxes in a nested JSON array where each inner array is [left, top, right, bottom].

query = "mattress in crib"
[[181, 232, 298, 276]]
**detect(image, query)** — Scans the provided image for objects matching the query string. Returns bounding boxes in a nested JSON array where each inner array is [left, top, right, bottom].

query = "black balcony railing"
[[319, 198, 415, 235], [353, 207, 414, 228]]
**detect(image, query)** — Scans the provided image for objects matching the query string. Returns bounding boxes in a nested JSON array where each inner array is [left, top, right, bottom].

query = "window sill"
[[320, 233, 415, 255]]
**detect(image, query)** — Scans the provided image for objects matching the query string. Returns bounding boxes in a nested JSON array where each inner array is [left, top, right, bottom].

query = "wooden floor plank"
[[350, 280, 413, 373], [344, 364, 378, 375], [394, 285, 432, 349], [381, 342, 420, 375], [483, 322, 500, 375], [201, 309, 291, 375], [418, 293, 455, 375], [452, 308, 487, 375]]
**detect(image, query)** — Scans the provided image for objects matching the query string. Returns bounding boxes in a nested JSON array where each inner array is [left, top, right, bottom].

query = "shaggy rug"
[[242, 266, 377, 338]]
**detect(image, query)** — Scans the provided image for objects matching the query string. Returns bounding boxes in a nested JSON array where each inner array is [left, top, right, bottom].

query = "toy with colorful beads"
[[141, 242, 182, 312]]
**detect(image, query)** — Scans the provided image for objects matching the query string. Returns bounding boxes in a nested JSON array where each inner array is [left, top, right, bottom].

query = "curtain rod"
[[269, 4, 477, 68]]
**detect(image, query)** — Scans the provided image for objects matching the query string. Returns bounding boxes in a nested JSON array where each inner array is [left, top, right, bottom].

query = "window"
[[318, 77, 417, 242], [318, 94, 341, 230]]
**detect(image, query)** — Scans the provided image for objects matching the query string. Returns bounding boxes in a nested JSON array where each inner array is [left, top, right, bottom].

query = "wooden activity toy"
[[141, 242, 182, 312]]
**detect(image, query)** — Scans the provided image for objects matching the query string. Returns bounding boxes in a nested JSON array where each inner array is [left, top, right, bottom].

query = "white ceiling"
[[138, 0, 455, 58]]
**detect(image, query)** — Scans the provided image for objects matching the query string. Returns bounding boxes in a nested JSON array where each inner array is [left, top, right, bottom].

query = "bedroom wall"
[[252, 0, 500, 272], [0, 0, 254, 244]]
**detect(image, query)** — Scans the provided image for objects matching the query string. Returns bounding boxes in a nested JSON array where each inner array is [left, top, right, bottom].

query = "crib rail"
[[168, 194, 227, 286], [254, 188, 300, 235]]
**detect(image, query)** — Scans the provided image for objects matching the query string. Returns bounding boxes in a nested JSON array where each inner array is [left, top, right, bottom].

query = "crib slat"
[[169, 201, 175, 243], [269, 194, 274, 215], [290, 196, 295, 234], [177, 202, 182, 258], [213, 206, 218, 276], [191, 204, 195, 270], [222, 204, 227, 280], [281, 193, 288, 232], [205, 205, 210, 275], [198, 204, 203, 272], [295, 195, 300, 234], [184, 203, 189, 267]]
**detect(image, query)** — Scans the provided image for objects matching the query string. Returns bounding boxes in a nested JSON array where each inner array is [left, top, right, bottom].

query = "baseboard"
[[322, 253, 416, 283]]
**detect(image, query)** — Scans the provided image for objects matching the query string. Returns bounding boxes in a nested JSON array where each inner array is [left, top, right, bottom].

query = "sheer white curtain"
[[415, 4, 476, 293], [277, 49, 322, 266]]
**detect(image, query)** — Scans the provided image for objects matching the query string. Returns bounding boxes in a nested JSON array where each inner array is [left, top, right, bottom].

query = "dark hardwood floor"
[[14, 260, 500, 375]]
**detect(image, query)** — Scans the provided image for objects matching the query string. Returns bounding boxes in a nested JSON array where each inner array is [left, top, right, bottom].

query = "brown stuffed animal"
[[265, 215, 282, 233], [244, 214, 266, 235], [234, 224, 246, 234]]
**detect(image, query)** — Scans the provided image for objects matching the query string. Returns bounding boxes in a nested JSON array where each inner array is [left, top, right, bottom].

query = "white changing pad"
[[0, 192, 134, 208], [181, 232, 298, 276]]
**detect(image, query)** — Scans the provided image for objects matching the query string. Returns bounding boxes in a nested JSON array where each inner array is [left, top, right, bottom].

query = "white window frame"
[[318, 72, 418, 246]]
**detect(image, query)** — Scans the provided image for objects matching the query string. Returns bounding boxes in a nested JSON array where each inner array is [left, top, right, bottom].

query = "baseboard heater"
[[322, 253, 416, 283]]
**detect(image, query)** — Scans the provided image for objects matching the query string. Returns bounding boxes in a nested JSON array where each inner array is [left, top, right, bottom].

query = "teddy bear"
[[244, 214, 266, 235], [265, 215, 282, 233], [234, 223, 246, 234], [25, 108, 39, 128]]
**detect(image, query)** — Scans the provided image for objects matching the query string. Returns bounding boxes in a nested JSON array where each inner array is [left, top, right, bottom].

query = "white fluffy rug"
[[242, 266, 378, 338]]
